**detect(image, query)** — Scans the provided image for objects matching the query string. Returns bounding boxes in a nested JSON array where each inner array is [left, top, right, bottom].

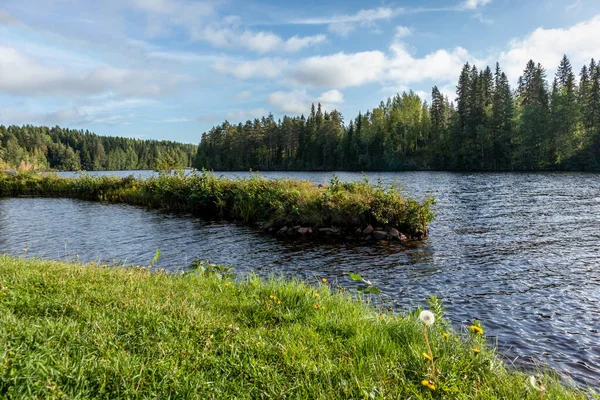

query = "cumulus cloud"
[[212, 58, 287, 79], [499, 15, 600, 82], [460, 0, 492, 10], [317, 89, 344, 104], [0, 46, 186, 97], [226, 108, 268, 121], [267, 89, 345, 114], [289, 51, 387, 88]]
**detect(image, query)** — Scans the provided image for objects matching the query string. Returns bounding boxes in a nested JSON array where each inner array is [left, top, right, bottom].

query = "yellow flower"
[[321, 278, 327, 283], [443, 333, 449, 339], [269, 295, 277, 300], [225, 283, 230, 287], [422, 352, 433, 361], [470, 325, 484, 335], [90, 262, 95, 265], [421, 380, 435, 390], [313, 304, 320, 310], [276, 300, 281, 305], [314, 293, 319, 298], [472, 348, 480, 354], [102, 264, 107, 268]]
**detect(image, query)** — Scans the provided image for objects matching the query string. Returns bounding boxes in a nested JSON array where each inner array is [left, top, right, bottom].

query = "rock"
[[372, 230, 388, 240], [277, 226, 288, 236], [319, 228, 336, 235], [4, 170, 17, 176], [399, 233, 408, 241], [293, 225, 301, 231], [355, 228, 362, 235], [389, 228, 400, 239], [363, 225, 374, 235], [298, 227, 312, 235]]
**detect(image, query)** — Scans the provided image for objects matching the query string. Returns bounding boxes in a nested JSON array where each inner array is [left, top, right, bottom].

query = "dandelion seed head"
[[419, 310, 435, 326]]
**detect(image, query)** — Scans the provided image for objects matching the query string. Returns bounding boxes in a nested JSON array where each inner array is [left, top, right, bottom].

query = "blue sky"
[[1, 0, 600, 144]]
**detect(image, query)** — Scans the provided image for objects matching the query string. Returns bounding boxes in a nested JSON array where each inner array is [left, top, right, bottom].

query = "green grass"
[[0, 171, 435, 238], [0, 255, 592, 399]]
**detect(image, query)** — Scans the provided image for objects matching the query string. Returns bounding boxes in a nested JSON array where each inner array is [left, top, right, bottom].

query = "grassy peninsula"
[[0, 171, 434, 239], [0, 255, 590, 399]]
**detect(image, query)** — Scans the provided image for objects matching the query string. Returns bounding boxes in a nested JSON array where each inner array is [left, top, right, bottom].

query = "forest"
[[196, 55, 600, 171], [2, 55, 599, 172], [0, 125, 197, 171]]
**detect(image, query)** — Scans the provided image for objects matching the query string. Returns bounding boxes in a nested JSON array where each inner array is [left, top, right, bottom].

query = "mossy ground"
[[0, 255, 592, 399]]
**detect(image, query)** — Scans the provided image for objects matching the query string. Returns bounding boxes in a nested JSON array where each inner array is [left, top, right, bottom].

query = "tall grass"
[[0, 255, 591, 399], [0, 171, 435, 238]]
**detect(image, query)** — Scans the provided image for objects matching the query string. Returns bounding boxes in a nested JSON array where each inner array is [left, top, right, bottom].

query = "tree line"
[[196, 55, 600, 171], [0, 125, 197, 171]]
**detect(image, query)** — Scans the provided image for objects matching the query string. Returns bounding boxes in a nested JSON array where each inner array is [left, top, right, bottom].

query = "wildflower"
[[102, 264, 107, 268], [321, 278, 327, 283], [269, 295, 277, 300], [276, 300, 281, 305], [422, 352, 433, 361], [90, 262, 95, 265], [225, 283, 230, 287], [314, 293, 319, 298], [470, 325, 484, 335], [443, 333, 449, 340], [313, 304, 319, 310], [419, 310, 435, 326], [421, 380, 435, 390], [472, 348, 480, 354]]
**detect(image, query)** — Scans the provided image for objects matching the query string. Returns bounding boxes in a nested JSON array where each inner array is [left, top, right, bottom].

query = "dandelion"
[[225, 283, 230, 287], [313, 304, 319, 310], [419, 310, 436, 376], [422, 352, 433, 361], [472, 348, 480, 354], [276, 300, 281, 305], [269, 295, 277, 300], [470, 325, 484, 335], [321, 278, 327, 283], [314, 293, 319, 298], [421, 380, 435, 390], [443, 333, 449, 340], [90, 262, 95, 265], [102, 264, 107, 268], [419, 310, 435, 326]]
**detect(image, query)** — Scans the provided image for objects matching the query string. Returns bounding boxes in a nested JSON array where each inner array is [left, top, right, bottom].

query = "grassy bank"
[[0, 171, 434, 239], [0, 255, 590, 399]]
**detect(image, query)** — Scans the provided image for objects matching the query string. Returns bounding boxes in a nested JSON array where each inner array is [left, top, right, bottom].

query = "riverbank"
[[0, 171, 435, 240], [0, 255, 590, 399]]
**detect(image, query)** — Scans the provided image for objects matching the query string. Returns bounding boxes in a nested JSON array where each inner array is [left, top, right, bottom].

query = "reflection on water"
[[2, 171, 600, 387]]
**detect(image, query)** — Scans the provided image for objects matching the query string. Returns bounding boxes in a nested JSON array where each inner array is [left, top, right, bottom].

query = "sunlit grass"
[[0, 255, 592, 399]]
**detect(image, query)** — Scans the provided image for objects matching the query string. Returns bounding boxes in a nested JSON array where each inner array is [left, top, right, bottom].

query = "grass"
[[0, 171, 435, 238], [0, 255, 592, 399]]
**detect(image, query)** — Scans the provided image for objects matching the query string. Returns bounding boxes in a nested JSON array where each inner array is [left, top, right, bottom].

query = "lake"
[[1, 171, 599, 387]]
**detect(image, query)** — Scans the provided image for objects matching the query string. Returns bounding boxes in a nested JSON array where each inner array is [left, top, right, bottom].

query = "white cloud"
[[317, 89, 344, 104], [460, 0, 492, 10], [267, 90, 312, 114], [226, 108, 268, 121], [289, 51, 387, 88], [267, 89, 345, 114], [200, 26, 325, 53], [0, 45, 187, 97], [499, 15, 600, 82], [395, 26, 413, 38], [212, 58, 287, 79], [296, 7, 401, 36]]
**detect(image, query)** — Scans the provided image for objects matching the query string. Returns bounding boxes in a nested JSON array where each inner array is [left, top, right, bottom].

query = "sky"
[[1, 0, 600, 144]]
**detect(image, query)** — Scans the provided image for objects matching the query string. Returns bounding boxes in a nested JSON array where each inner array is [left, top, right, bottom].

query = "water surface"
[[1, 171, 599, 387]]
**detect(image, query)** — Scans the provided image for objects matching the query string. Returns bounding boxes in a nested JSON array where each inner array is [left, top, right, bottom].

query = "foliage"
[[0, 171, 435, 237], [0, 255, 591, 399], [0, 124, 196, 171]]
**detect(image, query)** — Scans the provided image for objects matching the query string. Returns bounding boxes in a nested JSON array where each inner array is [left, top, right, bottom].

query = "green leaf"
[[349, 273, 363, 281]]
